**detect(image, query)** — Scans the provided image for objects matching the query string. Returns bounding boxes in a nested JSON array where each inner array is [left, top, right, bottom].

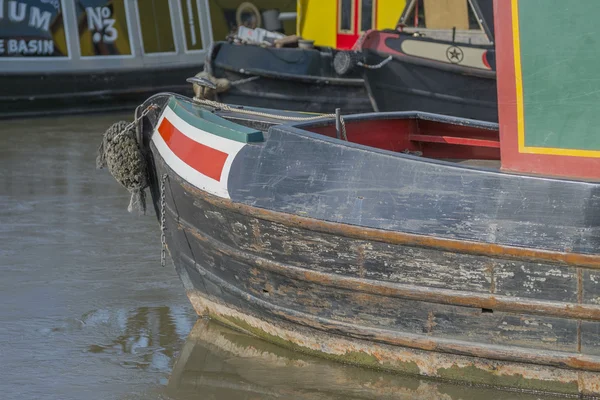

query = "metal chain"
[[357, 55, 393, 69], [113, 104, 158, 141], [160, 173, 168, 268], [192, 97, 348, 140]]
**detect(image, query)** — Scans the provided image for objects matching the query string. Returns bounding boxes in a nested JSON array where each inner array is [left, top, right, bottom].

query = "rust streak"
[[180, 181, 600, 269], [175, 216, 600, 322]]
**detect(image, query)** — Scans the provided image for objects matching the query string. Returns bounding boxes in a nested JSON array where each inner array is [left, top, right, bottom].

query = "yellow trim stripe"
[[511, 0, 600, 158]]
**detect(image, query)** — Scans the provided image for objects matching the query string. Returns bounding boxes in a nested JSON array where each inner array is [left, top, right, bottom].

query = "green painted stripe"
[[168, 97, 264, 143]]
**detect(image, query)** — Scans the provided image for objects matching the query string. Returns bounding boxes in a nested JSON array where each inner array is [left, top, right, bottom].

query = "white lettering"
[[103, 19, 117, 42], [8, 39, 17, 53], [0, 0, 4, 20], [29, 6, 51, 31], [6, 39, 54, 55], [0, 39, 4, 54], [43, 39, 53, 54], [17, 39, 27, 53], [86, 7, 118, 43], [86, 7, 103, 31], [8, 1, 26, 22]]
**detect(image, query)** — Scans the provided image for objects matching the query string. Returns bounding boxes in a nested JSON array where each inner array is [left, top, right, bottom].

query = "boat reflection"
[[166, 319, 553, 400]]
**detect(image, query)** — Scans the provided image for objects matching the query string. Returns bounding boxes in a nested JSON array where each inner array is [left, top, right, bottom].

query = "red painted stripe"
[[158, 117, 228, 182], [410, 134, 500, 148]]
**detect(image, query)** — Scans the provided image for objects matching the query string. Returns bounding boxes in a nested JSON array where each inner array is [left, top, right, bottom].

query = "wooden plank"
[[423, 0, 469, 30]]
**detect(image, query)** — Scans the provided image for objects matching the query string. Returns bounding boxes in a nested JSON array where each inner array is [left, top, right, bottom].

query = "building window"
[[360, 0, 375, 32], [403, 0, 483, 31], [338, 0, 354, 33], [76, 0, 133, 57], [137, 0, 176, 54], [179, 0, 203, 51]]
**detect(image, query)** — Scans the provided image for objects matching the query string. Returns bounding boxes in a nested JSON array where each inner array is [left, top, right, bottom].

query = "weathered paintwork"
[[135, 95, 600, 397], [170, 319, 577, 400]]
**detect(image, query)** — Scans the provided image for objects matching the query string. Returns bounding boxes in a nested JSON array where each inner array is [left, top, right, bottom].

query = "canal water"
[[0, 113, 557, 400]]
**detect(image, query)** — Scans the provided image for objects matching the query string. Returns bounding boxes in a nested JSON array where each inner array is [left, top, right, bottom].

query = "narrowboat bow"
[[99, 89, 600, 396], [99, 1, 600, 396]]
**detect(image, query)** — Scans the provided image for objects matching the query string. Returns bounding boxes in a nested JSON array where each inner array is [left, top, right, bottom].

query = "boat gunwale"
[[212, 62, 366, 86], [361, 43, 497, 79], [277, 113, 600, 184]]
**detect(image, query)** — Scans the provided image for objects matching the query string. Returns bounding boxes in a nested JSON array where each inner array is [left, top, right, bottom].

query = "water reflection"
[[82, 306, 195, 373], [165, 320, 555, 400]]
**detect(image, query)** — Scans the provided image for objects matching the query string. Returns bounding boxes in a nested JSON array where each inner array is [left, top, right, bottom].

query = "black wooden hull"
[[208, 42, 373, 114], [0, 65, 198, 119], [134, 96, 600, 397], [153, 160, 600, 397], [362, 49, 498, 122]]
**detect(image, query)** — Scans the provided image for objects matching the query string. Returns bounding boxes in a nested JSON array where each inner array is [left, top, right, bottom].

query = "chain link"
[[357, 55, 393, 69], [160, 173, 168, 268], [113, 104, 158, 141]]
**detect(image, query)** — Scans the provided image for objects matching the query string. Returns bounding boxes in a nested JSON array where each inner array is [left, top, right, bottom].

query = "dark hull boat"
[[0, 0, 297, 119], [106, 92, 599, 397], [204, 41, 373, 114], [100, 1, 600, 396], [359, 0, 498, 122]]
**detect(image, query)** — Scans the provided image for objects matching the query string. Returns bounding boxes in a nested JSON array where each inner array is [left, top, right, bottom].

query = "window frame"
[[338, 0, 356, 35], [358, 0, 376, 33], [133, 0, 178, 56]]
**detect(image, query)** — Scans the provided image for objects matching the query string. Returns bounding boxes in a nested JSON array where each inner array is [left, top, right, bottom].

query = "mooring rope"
[[192, 97, 348, 140]]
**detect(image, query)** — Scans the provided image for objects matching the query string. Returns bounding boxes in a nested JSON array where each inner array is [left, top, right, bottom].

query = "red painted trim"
[[481, 51, 490, 69], [158, 118, 229, 182], [495, 0, 600, 180], [410, 134, 500, 148]]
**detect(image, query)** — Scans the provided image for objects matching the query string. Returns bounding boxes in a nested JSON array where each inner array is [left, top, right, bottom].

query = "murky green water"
[[0, 113, 560, 400]]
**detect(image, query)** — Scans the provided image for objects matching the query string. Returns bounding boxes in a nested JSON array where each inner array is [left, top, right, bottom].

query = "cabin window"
[[76, 0, 133, 57], [360, 0, 376, 32], [136, 0, 176, 53], [403, 0, 483, 31], [179, 0, 203, 51], [338, 0, 354, 33]]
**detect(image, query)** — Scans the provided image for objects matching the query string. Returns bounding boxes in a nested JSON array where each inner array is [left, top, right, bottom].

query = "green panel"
[[168, 97, 264, 143], [138, 0, 176, 53], [518, 0, 600, 151]]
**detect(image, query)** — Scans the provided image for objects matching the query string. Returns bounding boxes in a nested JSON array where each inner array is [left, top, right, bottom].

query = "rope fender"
[[97, 118, 149, 214]]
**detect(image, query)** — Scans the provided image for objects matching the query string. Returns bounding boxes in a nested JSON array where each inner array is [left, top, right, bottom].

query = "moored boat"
[[202, 38, 373, 113], [0, 0, 296, 119], [100, 0, 600, 396], [359, 0, 498, 122]]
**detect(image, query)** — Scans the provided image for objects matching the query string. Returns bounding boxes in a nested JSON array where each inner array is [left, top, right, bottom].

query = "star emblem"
[[446, 46, 464, 64]]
